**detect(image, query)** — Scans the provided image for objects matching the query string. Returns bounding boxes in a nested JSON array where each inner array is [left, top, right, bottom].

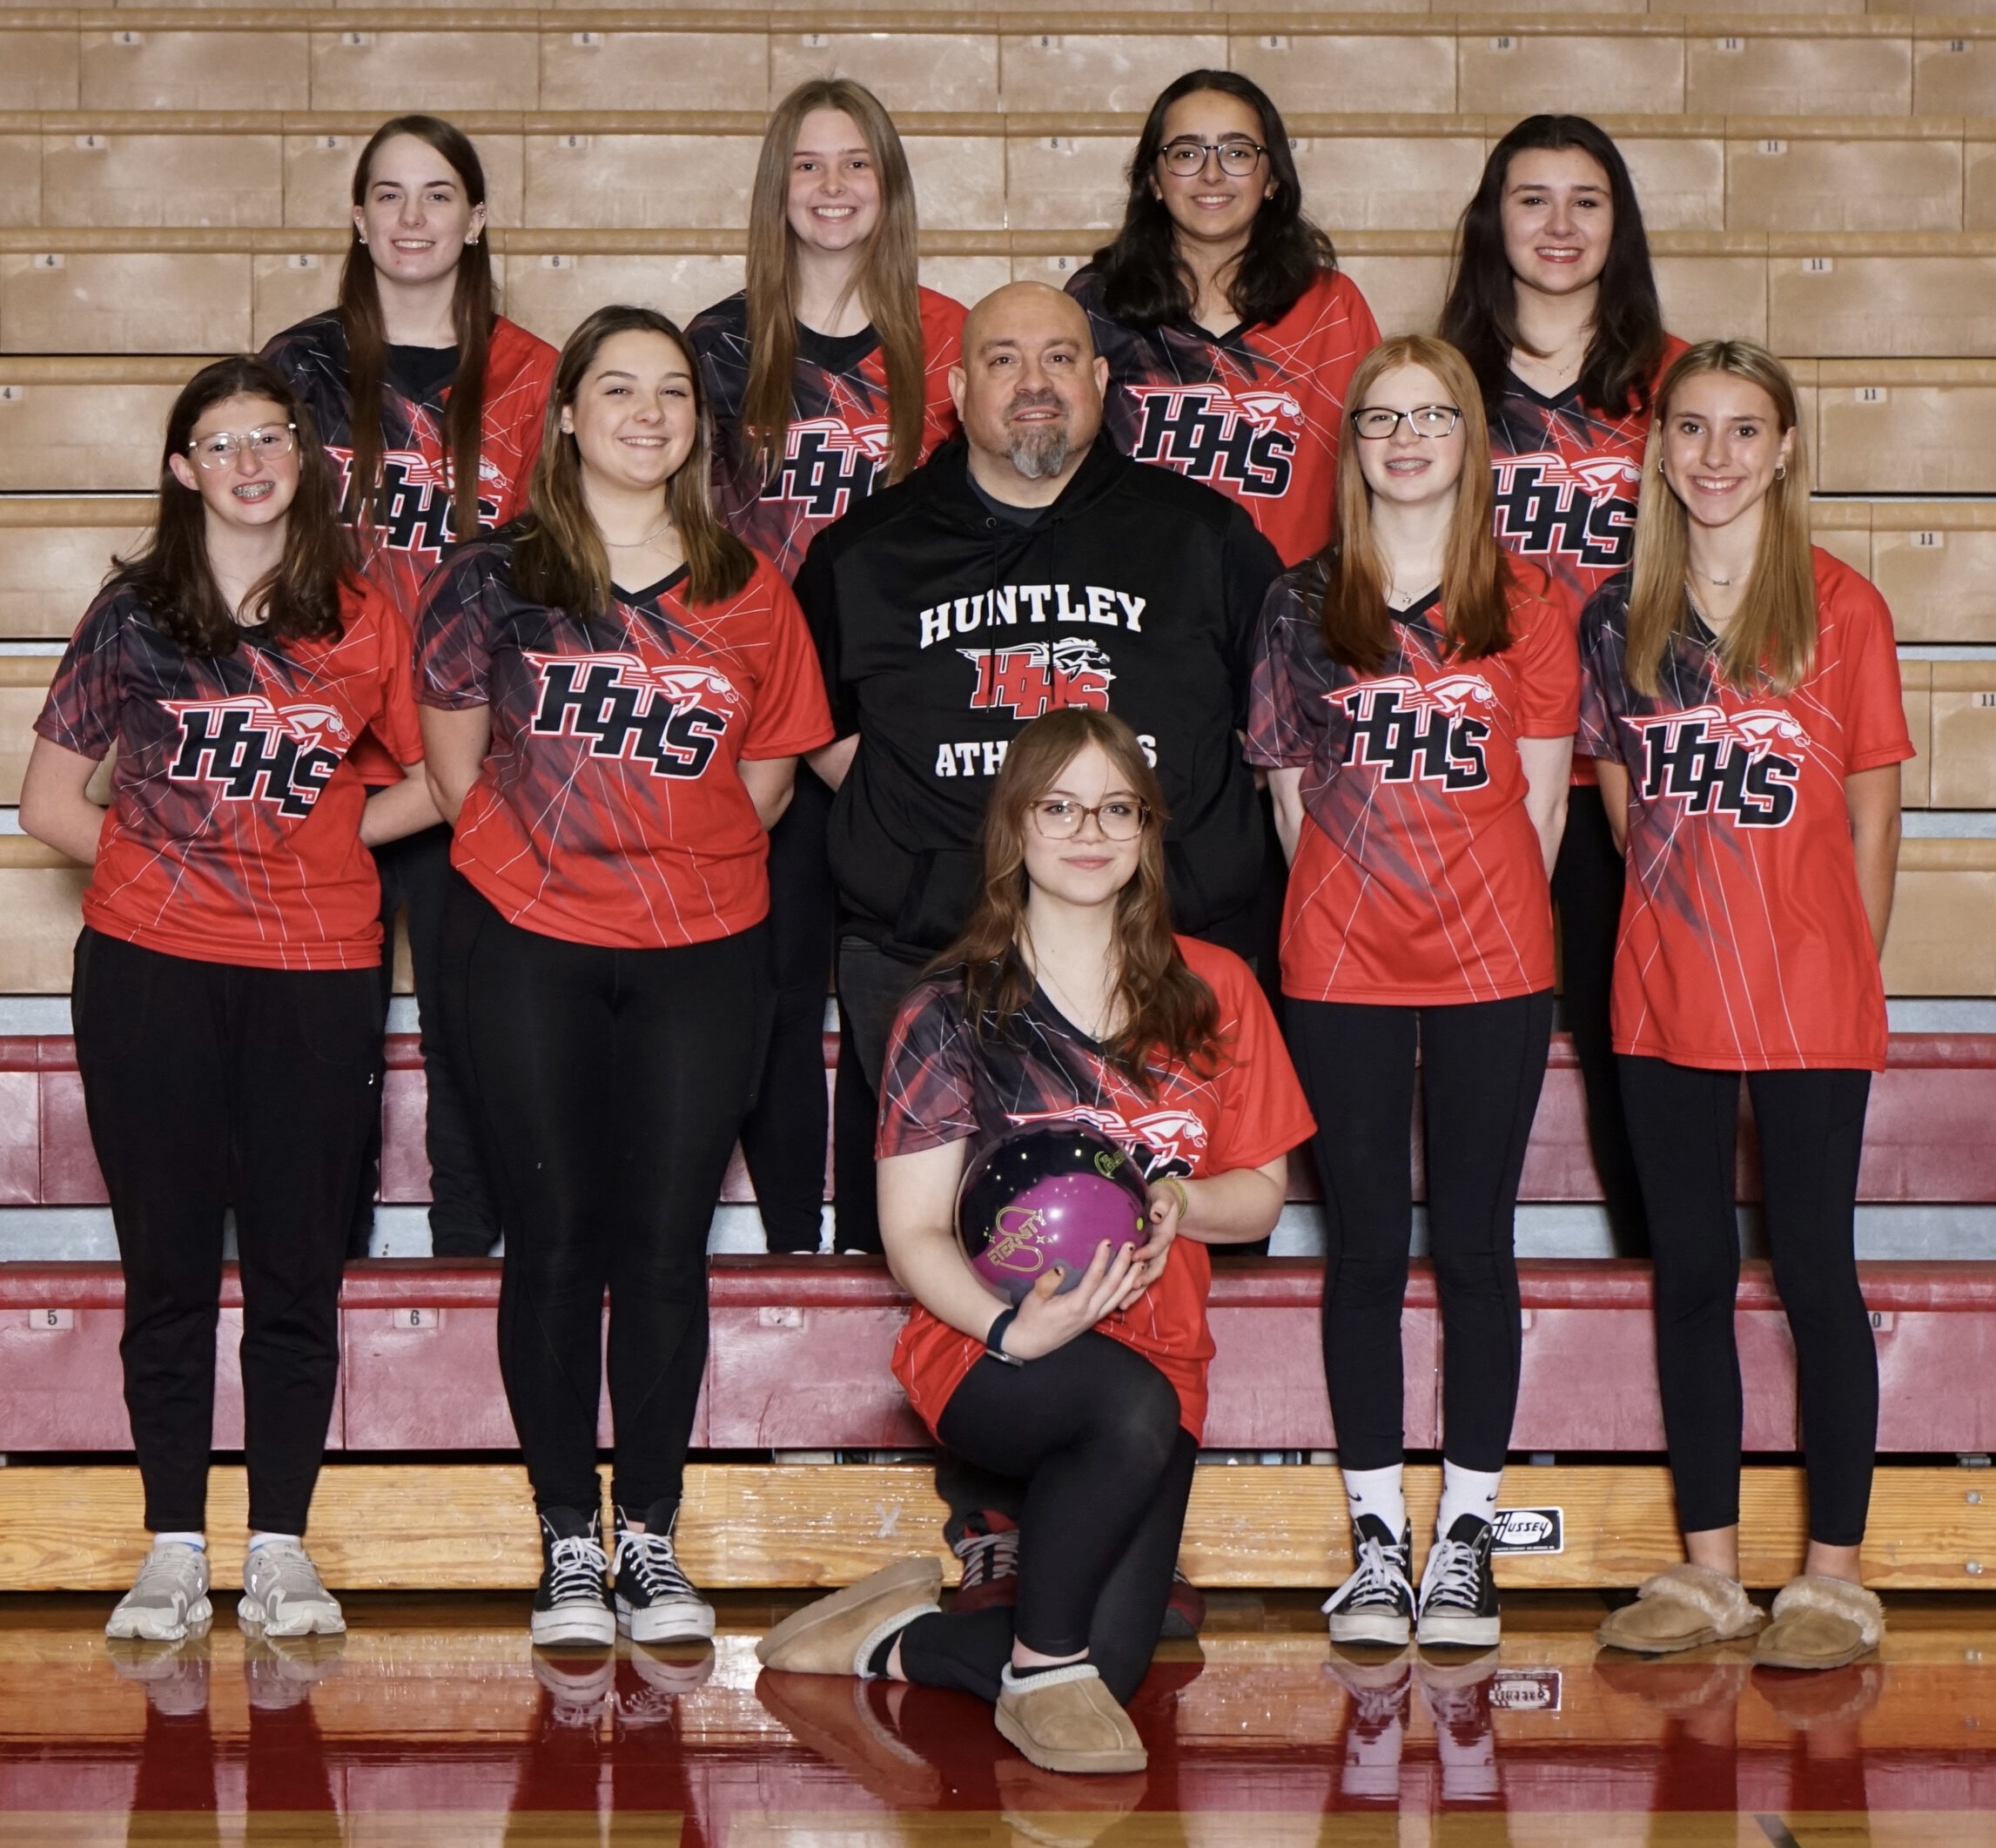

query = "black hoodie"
[[796, 434, 1283, 960]]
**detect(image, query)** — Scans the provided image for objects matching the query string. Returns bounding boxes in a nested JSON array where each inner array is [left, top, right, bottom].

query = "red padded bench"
[[3, 1258, 1993, 1456]]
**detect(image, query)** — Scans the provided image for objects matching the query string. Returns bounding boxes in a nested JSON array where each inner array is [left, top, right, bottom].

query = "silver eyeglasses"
[[187, 423, 298, 470], [1028, 796, 1151, 841], [1352, 405, 1462, 440], [1158, 138, 1267, 178]]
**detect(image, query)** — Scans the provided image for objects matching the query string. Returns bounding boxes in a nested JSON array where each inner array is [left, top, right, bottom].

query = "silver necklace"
[[603, 515, 674, 549]]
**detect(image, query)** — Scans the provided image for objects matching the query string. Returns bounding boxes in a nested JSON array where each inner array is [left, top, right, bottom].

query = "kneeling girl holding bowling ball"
[[756, 708, 1314, 1776]]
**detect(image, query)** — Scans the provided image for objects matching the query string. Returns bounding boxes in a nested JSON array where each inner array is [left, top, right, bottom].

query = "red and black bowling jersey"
[[879, 937, 1314, 1440], [1578, 550, 1913, 1072], [35, 578, 421, 970], [687, 288, 967, 582], [262, 312, 557, 780], [1247, 567, 1579, 1005], [1068, 265, 1380, 568], [416, 534, 835, 951]]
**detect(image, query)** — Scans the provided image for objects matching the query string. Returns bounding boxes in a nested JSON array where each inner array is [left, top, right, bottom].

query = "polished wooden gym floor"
[[3, 1590, 1994, 1845]]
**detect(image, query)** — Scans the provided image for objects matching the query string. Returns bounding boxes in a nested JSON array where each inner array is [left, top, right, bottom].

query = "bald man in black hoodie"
[[798, 281, 1284, 1638]]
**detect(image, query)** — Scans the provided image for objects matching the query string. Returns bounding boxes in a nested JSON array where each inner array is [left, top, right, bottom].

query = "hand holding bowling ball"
[[957, 1126, 1154, 1306]]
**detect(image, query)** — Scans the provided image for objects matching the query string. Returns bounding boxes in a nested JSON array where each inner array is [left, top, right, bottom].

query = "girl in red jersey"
[[1067, 69, 1380, 569], [689, 79, 967, 1260], [21, 357, 435, 1645], [1440, 115, 1687, 1259], [1248, 335, 1578, 1650], [755, 709, 1312, 1776], [264, 115, 558, 1260], [1583, 343, 1910, 1672], [417, 306, 834, 1651]]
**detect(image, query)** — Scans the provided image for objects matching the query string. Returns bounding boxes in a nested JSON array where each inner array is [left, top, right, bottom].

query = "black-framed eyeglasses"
[[1352, 405, 1462, 440], [187, 423, 297, 469], [1158, 138, 1267, 178], [1028, 796, 1151, 841]]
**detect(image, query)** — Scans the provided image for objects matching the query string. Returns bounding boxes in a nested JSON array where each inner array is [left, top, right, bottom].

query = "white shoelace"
[[127, 1547, 205, 1603], [615, 1528, 697, 1602], [545, 1534, 608, 1605], [1324, 1532, 1409, 1615], [955, 1528, 1019, 1589], [1421, 1536, 1485, 1612]]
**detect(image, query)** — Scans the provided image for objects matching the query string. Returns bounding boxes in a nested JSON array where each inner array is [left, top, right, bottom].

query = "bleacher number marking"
[[315, 136, 346, 153], [1801, 256, 1834, 274], [1039, 137, 1074, 154], [1044, 255, 1080, 273], [1717, 37, 1745, 53], [1032, 35, 1059, 51], [0, 386, 22, 404], [1757, 139, 1787, 157], [1489, 36, 1517, 52], [560, 135, 588, 152], [1914, 531, 1945, 549], [801, 32, 828, 49], [571, 31, 601, 48], [74, 135, 106, 153], [113, 30, 143, 47], [286, 255, 319, 272], [387, 1308, 440, 1331], [1976, 692, 1996, 709], [1259, 35, 1289, 52], [28, 1309, 75, 1331], [340, 31, 372, 49], [1854, 386, 1887, 404], [1946, 38, 1971, 53], [758, 1307, 804, 1329], [30, 255, 64, 272], [541, 255, 575, 271]]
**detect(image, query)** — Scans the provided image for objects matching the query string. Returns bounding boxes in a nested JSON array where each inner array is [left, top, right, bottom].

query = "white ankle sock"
[[1342, 1464, 1407, 1539], [1437, 1463, 1503, 1538], [152, 1531, 205, 1552], [246, 1532, 299, 1552]]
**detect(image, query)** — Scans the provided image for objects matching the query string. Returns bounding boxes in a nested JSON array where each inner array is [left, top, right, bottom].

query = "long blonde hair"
[[1317, 334, 1516, 671], [742, 79, 925, 487], [514, 306, 753, 615], [939, 710, 1221, 1086], [1625, 339, 1815, 696]]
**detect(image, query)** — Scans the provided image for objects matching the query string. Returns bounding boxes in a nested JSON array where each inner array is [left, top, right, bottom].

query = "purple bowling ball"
[[957, 1126, 1153, 1304]]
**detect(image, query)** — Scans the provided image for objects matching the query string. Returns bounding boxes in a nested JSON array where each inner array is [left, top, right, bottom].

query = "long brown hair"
[[1625, 339, 1816, 697], [742, 79, 925, 486], [940, 709, 1222, 1085], [115, 357, 351, 657], [338, 115, 494, 543], [1316, 334, 1515, 672], [514, 306, 755, 615]]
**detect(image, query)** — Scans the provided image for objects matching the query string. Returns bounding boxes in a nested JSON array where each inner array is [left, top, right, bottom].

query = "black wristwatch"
[[985, 1307, 1025, 1367]]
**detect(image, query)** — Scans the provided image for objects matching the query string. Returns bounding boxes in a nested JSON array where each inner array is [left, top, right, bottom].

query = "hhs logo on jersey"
[[526, 651, 739, 779], [1493, 451, 1641, 570], [961, 639, 1115, 720], [1630, 705, 1809, 826], [1128, 384, 1299, 496], [161, 695, 350, 816], [762, 418, 889, 519], [1332, 674, 1495, 790], [1006, 1104, 1208, 1178], [329, 445, 502, 553]]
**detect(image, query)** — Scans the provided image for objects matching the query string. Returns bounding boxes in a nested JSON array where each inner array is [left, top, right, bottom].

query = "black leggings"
[[1550, 783, 1649, 1256], [71, 928, 379, 1536], [738, 771, 835, 1253], [1287, 989, 1555, 1475], [442, 877, 771, 1518], [1619, 1056, 1877, 1547], [896, 1334, 1196, 1708], [353, 821, 500, 1257]]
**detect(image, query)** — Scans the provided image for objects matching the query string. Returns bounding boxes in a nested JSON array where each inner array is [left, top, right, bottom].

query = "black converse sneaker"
[[531, 1507, 615, 1648], [1415, 1514, 1501, 1648], [612, 1503, 716, 1645], [1322, 1515, 1416, 1647]]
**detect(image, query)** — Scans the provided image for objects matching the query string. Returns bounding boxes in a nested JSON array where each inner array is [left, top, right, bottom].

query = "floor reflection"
[[1, 1593, 1993, 1845]]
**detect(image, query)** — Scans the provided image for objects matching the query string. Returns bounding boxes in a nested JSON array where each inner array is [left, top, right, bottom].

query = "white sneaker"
[[237, 1539, 346, 1637], [105, 1542, 212, 1643], [611, 1508, 716, 1645]]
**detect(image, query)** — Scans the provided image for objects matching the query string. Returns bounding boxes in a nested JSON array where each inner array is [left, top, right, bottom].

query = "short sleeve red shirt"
[[877, 937, 1315, 1441], [416, 536, 835, 950], [1577, 549, 1913, 1071], [1072, 267, 1381, 568], [689, 287, 967, 582], [35, 576, 421, 970], [1247, 565, 1580, 1004]]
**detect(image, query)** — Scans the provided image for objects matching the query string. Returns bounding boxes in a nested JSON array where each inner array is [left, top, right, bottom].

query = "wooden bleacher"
[[2, 3, 1995, 1596]]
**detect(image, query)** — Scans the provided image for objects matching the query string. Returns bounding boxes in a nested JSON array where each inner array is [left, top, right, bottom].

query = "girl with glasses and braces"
[[21, 357, 436, 1645], [756, 708, 1313, 1777], [1066, 69, 1380, 571], [1247, 334, 1578, 1650]]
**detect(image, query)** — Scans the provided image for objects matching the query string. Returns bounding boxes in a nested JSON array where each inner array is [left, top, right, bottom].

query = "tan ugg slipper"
[[1595, 1563, 1764, 1655], [995, 1663, 1147, 1775], [1751, 1576, 1885, 1672], [756, 1557, 943, 1677]]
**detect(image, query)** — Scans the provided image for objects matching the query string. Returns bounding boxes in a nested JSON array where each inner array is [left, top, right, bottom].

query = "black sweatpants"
[[738, 771, 836, 1253], [71, 928, 380, 1536], [1551, 784, 1649, 1256], [443, 877, 771, 1517], [352, 822, 501, 1258], [1618, 1056, 1878, 1546], [896, 1334, 1196, 1708], [1287, 988, 1555, 1474]]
